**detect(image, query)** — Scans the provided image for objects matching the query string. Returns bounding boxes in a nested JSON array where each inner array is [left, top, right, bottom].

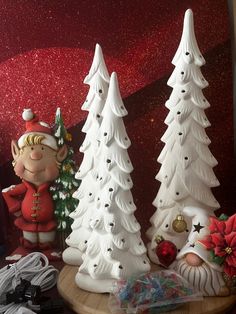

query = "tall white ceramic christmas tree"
[[62, 44, 110, 265], [146, 9, 226, 296], [75, 72, 150, 293]]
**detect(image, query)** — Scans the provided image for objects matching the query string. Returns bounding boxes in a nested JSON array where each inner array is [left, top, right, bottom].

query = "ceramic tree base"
[[75, 272, 115, 293], [62, 247, 83, 266]]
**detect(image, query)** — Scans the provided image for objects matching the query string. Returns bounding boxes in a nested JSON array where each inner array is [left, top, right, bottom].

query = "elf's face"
[[11, 141, 67, 186]]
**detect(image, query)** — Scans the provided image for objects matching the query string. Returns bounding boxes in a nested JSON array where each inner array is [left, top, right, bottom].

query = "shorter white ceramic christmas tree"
[[146, 9, 228, 296], [75, 72, 150, 293], [63, 44, 110, 265]]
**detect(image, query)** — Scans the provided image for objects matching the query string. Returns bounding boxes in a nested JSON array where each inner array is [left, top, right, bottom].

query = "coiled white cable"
[[0, 252, 59, 314]]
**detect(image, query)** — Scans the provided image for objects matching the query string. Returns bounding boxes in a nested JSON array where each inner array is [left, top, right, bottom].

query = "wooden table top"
[[58, 265, 236, 314]]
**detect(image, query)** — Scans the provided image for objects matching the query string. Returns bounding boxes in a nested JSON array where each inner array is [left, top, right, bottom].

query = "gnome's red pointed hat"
[[18, 109, 58, 150]]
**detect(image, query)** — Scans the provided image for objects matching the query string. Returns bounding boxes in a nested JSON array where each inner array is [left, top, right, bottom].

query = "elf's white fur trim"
[[18, 132, 58, 150]]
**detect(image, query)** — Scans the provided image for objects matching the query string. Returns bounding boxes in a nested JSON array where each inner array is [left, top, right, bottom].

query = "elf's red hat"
[[18, 109, 58, 150]]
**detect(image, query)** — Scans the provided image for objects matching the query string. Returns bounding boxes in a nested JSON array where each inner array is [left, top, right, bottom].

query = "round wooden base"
[[58, 265, 236, 314]]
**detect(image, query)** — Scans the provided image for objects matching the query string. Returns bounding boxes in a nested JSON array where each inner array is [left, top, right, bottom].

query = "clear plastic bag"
[[109, 270, 203, 314]]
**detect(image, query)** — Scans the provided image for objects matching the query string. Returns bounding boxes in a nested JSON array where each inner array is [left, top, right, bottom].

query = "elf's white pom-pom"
[[22, 109, 34, 121]]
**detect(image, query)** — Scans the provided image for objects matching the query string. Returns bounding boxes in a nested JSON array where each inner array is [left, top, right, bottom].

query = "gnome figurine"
[[2, 109, 67, 260], [171, 207, 229, 296]]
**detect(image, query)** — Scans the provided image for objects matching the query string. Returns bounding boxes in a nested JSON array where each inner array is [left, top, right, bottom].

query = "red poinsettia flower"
[[224, 264, 236, 277], [199, 214, 236, 277]]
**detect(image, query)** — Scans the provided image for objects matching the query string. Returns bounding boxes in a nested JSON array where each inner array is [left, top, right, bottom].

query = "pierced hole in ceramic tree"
[[89, 193, 92, 196], [107, 248, 112, 252], [120, 106, 124, 109], [109, 223, 114, 227], [97, 114, 101, 118], [94, 264, 98, 267], [129, 201, 132, 204], [121, 239, 125, 243], [185, 52, 190, 55], [176, 192, 180, 195], [119, 265, 123, 269], [177, 111, 181, 115], [104, 132, 107, 136], [181, 71, 184, 75], [125, 137, 128, 141], [106, 159, 111, 163], [165, 224, 169, 228], [105, 204, 110, 207], [84, 240, 88, 244], [186, 229, 189, 232], [143, 261, 147, 264], [178, 132, 183, 136], [184, 157, 188, 160], [181, 90, 186, 93], [139, 242, 142, 246], [99, 89, 102, 93], [109, 188, 113, 192]]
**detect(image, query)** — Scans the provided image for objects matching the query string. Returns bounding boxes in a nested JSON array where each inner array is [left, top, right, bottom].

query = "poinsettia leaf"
[[210, 250, 225, 265], [214, 246, 227, 257], [211, 233, 225, 247], [225, 213, 236, 234], [209, 216, 225, 234], [198, 236, 214, 250], [219, 213, 228, 221], [225, 232, 236, 248], [226, 254, 236, 267], [223, 264, 236, 277]]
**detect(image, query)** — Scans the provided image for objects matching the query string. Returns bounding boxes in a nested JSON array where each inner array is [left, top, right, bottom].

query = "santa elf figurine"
[[2, 109, 67, 260]]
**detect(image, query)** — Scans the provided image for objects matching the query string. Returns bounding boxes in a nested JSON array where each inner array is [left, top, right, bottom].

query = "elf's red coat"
[[2, 181, 56, 232]]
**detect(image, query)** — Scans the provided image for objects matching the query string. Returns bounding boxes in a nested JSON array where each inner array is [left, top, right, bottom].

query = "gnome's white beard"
[[172, 259, 225, 296]]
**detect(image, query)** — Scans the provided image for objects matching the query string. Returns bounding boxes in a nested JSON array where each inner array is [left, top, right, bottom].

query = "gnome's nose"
[[30, 150, 43, 160]]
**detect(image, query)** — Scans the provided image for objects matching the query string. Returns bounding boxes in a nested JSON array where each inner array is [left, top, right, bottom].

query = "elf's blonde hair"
[[23, 134, 45, 146]]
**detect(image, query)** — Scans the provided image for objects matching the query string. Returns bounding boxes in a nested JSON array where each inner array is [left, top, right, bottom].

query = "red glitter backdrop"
[[0, 0, 234, 232]]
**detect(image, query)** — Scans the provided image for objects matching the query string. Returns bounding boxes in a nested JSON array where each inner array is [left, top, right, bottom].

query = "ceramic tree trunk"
[[146, 9, 227, 296], [62, 44, 110, 265], [75, 72, 150, 293]]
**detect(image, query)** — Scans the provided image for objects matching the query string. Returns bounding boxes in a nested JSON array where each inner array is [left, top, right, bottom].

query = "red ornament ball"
[[155, 240, 177, 267]]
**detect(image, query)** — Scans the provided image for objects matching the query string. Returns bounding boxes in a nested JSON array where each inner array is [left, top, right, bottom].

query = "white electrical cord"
[[0, 252, 59, 314]]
